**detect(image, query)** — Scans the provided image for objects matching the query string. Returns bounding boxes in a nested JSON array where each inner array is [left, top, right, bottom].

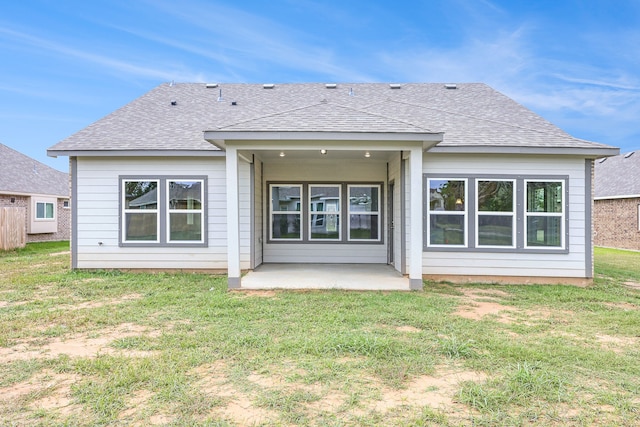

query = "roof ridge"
[[331, 100, 434, 132], [216, 102, 325, 130]]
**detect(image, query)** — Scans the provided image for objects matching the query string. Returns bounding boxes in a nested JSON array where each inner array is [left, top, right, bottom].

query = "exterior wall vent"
[[444, 84, 458, 89], [205, 83, 218, 88], [624, 151, 635, 158], [325, 83, 337, 89], [263, 84, 275, 89]]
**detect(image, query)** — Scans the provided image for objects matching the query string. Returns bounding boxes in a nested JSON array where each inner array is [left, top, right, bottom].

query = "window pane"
[[45, 203, 54, 219], [272, 186, 301, 211], [430, 214, 465, 245], [478, 215, 513, 246], [527, 216, 562, 247], [527, 182, 563, 213], [169, 213, 202, 241], [125, 181, 158, 210], [478, 181, 513, 212], [311, 214, 340, 239], [169, 181, 202, 210], [349, 186, 378, 212], [125, 213, 157, 241], [429, 180, 465, 211], [36, 202, 45, 218], [272, 214, 301, 239], [310, 186, 340, 212], [349, 214, 379, 240]]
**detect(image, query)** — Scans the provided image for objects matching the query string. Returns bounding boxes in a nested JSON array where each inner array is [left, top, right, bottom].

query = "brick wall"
[[0, 194, 70, 243], [594, 197, 640, 250]]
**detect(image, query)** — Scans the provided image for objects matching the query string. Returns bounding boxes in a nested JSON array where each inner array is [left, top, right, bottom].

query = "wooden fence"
[[0, 207, 26, 250]]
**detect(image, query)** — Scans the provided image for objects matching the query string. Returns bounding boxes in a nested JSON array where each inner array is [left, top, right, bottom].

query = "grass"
[[0, 242, 638, 425]]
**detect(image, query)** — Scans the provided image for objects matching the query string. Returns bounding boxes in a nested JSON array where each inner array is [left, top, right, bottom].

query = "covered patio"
[[240, 263, 412, 291]]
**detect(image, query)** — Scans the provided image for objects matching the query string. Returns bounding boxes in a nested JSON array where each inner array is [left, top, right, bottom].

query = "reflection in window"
[[526, 181, 563, 247], [310, 185, 340, 240], [348, 185, 380, 240], [428, 179, 466, 246], [168, 180, 204, 242], [123, 180, 159, 241], [270, 185, 302, 240], [477, 180, 515, 247]]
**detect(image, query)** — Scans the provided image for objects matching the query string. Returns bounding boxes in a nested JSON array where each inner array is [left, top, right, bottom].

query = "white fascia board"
[[205, 131, 444, 151], [427, 145, 620, 158], [0, 190, 68, 198], [47, 149, 225, 158]]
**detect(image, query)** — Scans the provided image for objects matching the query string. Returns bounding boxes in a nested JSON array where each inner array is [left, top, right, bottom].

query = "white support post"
[[225, 145, 241, 288], [409, 146, 424, 290]]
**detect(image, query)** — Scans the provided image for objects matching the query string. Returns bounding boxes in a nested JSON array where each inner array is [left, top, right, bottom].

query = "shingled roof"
[[595, 151, 640, 199], [48, 82, 616, 155], [0, 143, 69, 197]]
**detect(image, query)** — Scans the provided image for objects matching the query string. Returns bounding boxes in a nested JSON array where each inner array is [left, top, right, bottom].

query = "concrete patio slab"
[[240, 263, 412, 291]]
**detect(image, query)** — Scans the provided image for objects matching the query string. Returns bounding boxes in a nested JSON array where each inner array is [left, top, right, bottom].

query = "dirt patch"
[[53, 293, 143, 311], [595, 334, 638, 353], [452, 288, 551, 324], [0, 369, 84, 417], [623, 281, 640, 290], [603, 302, 638, 311], [234, 290, 278, 298], [369, 367, 486, 413], [0, 323, 159, 362], [395, 325, 422, 333]]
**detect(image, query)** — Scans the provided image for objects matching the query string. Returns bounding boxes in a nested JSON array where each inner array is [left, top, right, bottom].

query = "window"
[[427, 179, 466, 246], [121, 177, 206, 246], [424, 175, 567, 252], [477, 180, 515, 247], [63, 199, 70, 208], [123, 180, 159, 242], [525, 180, 564, 248], [35, 201, 55, 220], [270, 184, 302, 240], [348, 185, 381, 241], [309, 185, 340, 240], [168, 180, 204, 243]]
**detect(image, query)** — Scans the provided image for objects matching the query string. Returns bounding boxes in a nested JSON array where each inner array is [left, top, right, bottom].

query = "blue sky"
[[1, 0, 639, 171]]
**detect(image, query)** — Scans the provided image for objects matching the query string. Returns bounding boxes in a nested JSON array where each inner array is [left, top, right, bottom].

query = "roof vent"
[[263, 83, 275, 89], [170, 100, 177, 106], [598, 158, 607, 163], [348, 87, 354, 96], [217, 89, 223, 102], [325, 83, 337, 89], [205, 83, 218, 89], [389, 84, 402, 89], [624, 151, 635, 158], [444, 84, 458, 89]]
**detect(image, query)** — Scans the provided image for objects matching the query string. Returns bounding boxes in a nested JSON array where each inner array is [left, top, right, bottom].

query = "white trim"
[[35, 201, 56, 221], [226, 146, 241, 282], [48, 150, 224, 158], [475, 179, 516, 249], [409, 147, 423, 283], [427, 145, 619, 157], [524, 179, 565, 250], [426, 177, 468, 248]]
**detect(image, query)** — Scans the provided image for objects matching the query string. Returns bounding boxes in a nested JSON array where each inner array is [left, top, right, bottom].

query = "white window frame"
[[309, 184, 341, 241], [166, 179, 205, 244], [347, 184, 382, 242], [426, 178, 468, 248], [476, 179, 516, 249], [269, 184, 303, 241], [35, 201, 55, 220], [524, 179, 565, 249], [122, 179, 160, 244]]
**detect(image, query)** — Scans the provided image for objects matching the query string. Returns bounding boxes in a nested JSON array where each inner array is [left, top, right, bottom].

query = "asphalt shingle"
[[595, 151, 640, 198], [0, 144, 69, 197], [48, 83, 614, 153]]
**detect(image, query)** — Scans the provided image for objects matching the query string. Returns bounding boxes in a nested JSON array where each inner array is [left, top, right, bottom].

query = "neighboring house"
[[0, 143, 70, 243], [47, 83, 618, 288], [594, 151, 640, 250]]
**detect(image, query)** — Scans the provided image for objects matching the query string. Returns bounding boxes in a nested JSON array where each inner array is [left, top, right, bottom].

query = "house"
[[0, 143, 70, 244], [47, 83, 618, 288], [594, 151, 640, 250]]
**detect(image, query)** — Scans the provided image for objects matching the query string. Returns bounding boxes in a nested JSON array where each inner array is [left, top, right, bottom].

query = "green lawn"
[[0, 242, 638, 426]]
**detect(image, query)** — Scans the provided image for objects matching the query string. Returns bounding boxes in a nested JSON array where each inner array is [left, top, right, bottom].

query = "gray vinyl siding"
[[422, 154, 589, 278], [74, 156, 251, 270]]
